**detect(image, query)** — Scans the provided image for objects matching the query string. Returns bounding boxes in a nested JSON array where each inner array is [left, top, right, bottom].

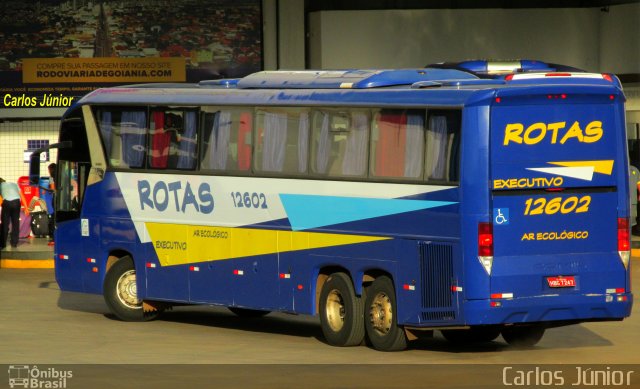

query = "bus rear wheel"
[[103, 256, 159, 322], [502, 325, 545, 347], [319, 272, 365, 347], [364, 276, 407, 351]]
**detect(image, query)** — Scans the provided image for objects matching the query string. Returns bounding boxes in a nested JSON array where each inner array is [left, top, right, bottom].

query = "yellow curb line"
[[1, 259, 54, 269]]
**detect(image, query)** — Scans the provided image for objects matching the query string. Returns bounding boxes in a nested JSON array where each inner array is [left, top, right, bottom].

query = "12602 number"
[[524, 196, 591, 216], [231, 192, 268, 209]]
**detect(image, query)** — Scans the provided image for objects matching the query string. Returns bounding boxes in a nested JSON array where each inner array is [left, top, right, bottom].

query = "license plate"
[[547, 276, 576, 288]]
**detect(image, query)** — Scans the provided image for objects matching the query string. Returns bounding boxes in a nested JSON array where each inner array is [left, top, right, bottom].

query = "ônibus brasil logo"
[[8, 365, 72, 388]]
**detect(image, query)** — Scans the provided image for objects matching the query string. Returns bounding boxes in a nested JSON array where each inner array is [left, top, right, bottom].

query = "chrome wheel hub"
[[325, 289, 346, 332], [116, 270, 141, 309], [369, 292, 392, 335]]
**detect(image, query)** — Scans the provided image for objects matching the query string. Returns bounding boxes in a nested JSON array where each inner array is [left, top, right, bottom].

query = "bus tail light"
[[618, 217, 630, 270], [478, 222, 494, 275]]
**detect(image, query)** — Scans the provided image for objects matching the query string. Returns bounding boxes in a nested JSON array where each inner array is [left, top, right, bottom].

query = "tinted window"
[[96, 109, 147, 169], [200, 108, 253, 173], [254, 108, 310, 174]]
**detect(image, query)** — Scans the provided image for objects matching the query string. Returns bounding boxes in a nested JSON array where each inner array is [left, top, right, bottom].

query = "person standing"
[[0, 178, 29, 249]]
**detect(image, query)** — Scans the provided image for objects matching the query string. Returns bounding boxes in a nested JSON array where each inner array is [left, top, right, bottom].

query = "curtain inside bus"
[[261, 112, 287, 172], [150, 111, 169, 168], [203, 111, 232, 170], [298, 113, 309, 173], [121, 111, 146, 168], [341, 112, 369, 176], [176, 112, 197, 169], [201, 110, 252, 172], [97, 110, 147, 169]]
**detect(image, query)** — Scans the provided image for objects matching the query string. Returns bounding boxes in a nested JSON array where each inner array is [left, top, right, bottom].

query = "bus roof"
[[426, 59, 586, 77], [235, 68, 477, 89], [74, 65, 623, 110]]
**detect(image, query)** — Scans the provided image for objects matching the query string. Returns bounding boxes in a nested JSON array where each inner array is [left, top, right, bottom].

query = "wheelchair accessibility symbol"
[[493, 208, 509, 225]]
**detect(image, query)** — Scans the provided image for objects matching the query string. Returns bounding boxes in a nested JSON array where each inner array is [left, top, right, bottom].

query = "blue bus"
[[31, 60, 633, 351]]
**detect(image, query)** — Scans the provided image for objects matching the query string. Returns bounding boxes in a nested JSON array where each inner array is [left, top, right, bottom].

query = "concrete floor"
[[0, 236, 53, 269], [0, 264, 638, 388]]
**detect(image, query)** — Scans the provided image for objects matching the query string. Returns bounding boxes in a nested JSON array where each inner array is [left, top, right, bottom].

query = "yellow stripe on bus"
[[146, 223, 391, 267]]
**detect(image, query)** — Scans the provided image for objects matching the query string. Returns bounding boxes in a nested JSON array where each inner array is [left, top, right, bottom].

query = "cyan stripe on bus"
[[279, 193, 456, 231], [299, 206, 460, 239]]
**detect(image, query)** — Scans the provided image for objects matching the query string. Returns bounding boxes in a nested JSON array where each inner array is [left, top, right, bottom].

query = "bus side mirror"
[[28, 141, 73, 185], [29, 152, 42, 186]]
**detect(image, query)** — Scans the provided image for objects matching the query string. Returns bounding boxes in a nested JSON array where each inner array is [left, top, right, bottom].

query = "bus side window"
[[149, 110, 197, 170], [255, 109, 309, 175], [200, 109, 252, 173], [256, 111, 287, 173], [370, 109, 425, 180], [175, 111, 198, 170], [341, 112, 369, 177], [373, 110, 406, 178], [149, 111, 169, 169], [311, 110, 369, 178], [312, 111, 330, 174], [119, 111, 147, 169], [201, 111, 229, 170], [238, 112, 252, 171], [425, 111, 461, 182], [404, 112, 426, 178], [97, 109, 147, 169]]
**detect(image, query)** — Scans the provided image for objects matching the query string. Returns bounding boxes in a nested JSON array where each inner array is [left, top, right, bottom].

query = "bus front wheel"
[[502, 325, 545, 347], [364, 276, 407, 351], [103, 256, 158, 322], [319, 272, 365, 347]]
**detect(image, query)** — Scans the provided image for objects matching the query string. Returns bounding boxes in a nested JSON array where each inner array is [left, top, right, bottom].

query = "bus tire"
[[441, 326, 501, 344], [502, 325, 545, 348], [364, 276, 407, 351], [228, 307, 271, 317], [319, 272, 365, 347], [103, 256, 158, 322]]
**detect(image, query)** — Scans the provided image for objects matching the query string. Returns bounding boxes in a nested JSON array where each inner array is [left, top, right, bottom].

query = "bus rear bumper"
[[461, 293, 633, 326]]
